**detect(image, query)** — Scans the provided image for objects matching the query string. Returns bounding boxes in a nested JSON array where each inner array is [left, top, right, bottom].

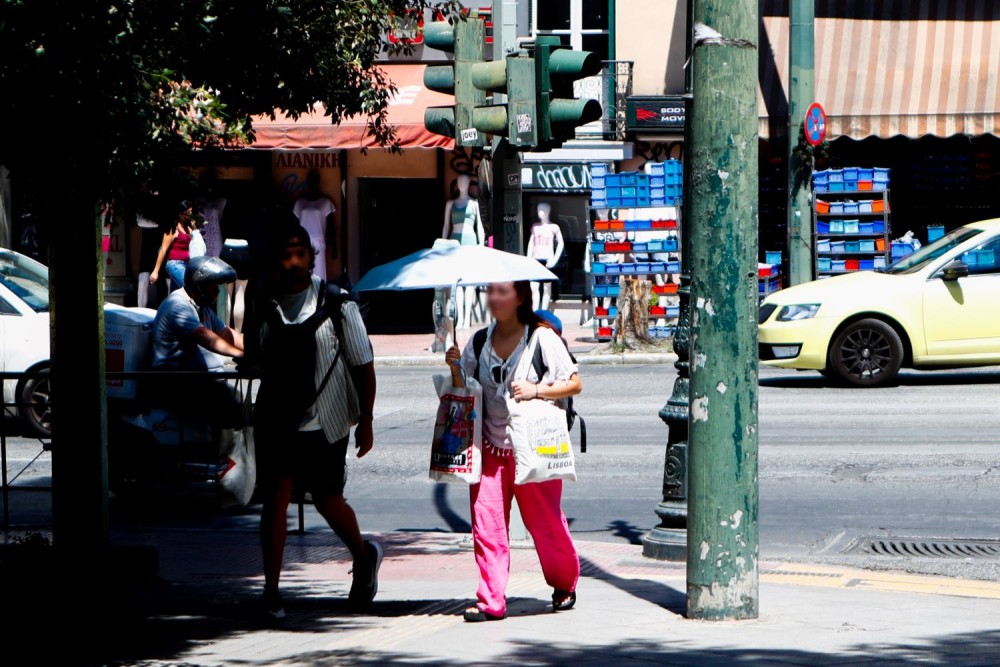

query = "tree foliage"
[[0, 0, 461, 197]]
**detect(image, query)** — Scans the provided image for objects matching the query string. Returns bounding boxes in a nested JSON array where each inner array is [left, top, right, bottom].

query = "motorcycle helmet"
[[184, 256, 237, 303]]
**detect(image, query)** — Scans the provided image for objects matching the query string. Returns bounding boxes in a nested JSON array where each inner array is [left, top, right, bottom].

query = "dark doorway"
[[358, 177, 443, 333], [523, 193, 590, 300]]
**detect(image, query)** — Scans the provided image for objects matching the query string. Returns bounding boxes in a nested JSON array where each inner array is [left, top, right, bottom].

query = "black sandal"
[[552, 589, 577, 611]]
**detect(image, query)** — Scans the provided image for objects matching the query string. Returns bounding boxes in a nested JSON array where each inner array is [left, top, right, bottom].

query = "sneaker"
[[349, 540, 383, 610], [261, 589, 286, 621]]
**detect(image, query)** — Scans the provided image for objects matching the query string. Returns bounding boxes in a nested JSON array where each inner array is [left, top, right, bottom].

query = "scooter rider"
[[151, 256, 244, 425]]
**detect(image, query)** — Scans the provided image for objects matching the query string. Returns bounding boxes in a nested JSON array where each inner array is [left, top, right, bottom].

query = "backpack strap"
[[472, 327, 489, 383]]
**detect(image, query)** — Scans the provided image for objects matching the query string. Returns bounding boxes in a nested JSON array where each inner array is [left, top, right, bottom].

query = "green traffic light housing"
[[422, 17, 487, 147]]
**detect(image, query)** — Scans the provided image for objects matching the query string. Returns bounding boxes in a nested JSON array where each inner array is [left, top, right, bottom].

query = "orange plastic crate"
[[872, 200, 886, 213], [608, 220, 625, 230], [594, 220, 611, 230], [875, 238, 886, 252], [652, 283, 680, 295], [857, 180, 873, 191], [816, 200, 830, 214]]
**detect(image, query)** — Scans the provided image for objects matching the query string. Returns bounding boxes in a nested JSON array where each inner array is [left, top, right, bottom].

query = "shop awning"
[[759, 1, 1000, 139], [250, 64, 455, 150]]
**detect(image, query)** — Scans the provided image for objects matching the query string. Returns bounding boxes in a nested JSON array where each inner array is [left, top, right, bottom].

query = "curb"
[[374, 353, 678, 367]]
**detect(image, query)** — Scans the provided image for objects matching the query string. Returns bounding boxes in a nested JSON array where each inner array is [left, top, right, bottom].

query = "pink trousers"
[[469, 445, 580, 616]]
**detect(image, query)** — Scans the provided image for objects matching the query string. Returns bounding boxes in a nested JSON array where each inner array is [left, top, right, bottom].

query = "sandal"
[[552, 589, 577, 611], [463, 606, 505, 622]]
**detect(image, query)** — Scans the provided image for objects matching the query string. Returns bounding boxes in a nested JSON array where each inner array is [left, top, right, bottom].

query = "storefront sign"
[[273, 151, 340, 169], [626, 95, 687, 132], [521, 163, 593, 193]]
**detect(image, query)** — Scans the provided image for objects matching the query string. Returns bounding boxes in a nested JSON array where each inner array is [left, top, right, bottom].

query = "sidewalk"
[[80, 529, 1000, 666], [371, 301, 678, 366]]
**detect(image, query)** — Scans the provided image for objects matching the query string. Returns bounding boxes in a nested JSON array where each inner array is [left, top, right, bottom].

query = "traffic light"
[[469, 54, 539, 148], [466, 38, 603, 150], [423, 18, 487, 147], [533, 36, 603, 146]]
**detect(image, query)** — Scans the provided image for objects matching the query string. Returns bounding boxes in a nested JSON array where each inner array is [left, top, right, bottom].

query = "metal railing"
[[574, 60, 633, 141]]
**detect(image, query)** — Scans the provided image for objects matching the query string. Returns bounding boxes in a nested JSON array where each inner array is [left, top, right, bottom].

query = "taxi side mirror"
[[941, 259, 969, 281]]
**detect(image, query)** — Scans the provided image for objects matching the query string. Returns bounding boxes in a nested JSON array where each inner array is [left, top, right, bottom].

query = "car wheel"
[[828, 319, 903, 388], [19, 369, 52, 438]]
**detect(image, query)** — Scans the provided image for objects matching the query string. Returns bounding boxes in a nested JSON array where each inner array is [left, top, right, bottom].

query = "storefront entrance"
[[358, 177, 444, 333]]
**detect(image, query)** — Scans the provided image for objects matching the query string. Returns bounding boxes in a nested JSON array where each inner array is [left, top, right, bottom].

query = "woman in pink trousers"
[[445, 280, 583, 622]]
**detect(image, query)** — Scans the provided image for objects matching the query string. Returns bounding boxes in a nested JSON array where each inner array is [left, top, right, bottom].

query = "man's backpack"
[[471, 325, 587, 453]]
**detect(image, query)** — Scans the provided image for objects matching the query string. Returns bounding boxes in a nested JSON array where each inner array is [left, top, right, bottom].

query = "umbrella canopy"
[[354, 244, 558, 292]]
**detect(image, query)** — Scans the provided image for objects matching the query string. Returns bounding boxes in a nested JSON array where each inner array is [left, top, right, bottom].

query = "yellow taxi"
[[759, 219, 1000, 386]]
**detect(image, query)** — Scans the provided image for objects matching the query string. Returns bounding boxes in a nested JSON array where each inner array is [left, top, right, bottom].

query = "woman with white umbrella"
[[445, 280, 583, 622]]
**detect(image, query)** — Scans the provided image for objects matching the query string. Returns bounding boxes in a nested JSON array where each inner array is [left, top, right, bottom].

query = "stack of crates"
[[813, 167, 891, 193], [590, 159, 683, 208]]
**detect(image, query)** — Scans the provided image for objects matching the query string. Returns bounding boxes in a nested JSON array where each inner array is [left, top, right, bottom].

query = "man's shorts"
[[257, 429, 349, 497]]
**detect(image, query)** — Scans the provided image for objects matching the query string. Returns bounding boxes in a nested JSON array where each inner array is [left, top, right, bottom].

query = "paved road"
[[4, 364, 1000, 579]]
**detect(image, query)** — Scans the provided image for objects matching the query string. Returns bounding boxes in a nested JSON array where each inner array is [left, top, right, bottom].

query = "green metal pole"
[[491, 138, 524, 255], [787, 0, 815, 285], [686, 0, 760, 620]]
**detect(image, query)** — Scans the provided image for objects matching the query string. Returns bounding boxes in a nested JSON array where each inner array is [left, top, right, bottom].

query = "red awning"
[[250, 64, 455, 150]]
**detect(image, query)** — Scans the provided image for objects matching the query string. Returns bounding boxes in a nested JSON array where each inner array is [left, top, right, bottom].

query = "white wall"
[[616, 0, 687, 96]]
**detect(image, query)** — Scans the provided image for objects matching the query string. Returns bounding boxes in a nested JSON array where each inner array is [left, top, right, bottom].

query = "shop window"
[[534, 0, 612, 58]]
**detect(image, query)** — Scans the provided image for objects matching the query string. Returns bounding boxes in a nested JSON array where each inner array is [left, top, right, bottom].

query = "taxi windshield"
[[883, 228, 984, 275], [0, 251, 49, 312]]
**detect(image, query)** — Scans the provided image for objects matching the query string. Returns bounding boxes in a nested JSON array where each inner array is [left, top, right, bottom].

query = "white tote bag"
[[217, 384, 256, 507], [506, 330, 576, 484], [429, 373, 483, 484], [188, 228, 207, 258]]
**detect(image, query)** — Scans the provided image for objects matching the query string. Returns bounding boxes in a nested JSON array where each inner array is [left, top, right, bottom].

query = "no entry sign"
[[804, 102, 826, 146]]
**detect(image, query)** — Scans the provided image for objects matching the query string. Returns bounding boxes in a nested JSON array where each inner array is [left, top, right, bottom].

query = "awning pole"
[[787, 0, 815, 286]]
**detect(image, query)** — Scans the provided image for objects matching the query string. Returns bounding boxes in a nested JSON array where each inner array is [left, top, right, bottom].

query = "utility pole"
[[490, 0, 524, 256], [685, 0, 760, 621], [787, 0, 815, 285]]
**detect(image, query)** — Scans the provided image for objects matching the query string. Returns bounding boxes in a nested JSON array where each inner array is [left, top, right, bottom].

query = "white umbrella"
[[353, 241, 557, 352], [353, 241, 557, 292]]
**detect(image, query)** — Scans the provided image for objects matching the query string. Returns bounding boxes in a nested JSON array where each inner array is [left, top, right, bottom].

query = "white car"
[[0, 249, 51, 436]]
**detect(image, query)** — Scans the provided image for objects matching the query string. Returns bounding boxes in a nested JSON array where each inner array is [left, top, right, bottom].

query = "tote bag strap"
[[515, 328, 543, 382]]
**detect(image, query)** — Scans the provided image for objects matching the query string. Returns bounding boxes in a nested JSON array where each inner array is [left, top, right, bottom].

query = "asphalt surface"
[[3, 364, 1000, 580]]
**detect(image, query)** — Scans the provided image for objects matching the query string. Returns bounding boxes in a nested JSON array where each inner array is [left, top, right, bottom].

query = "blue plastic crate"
[[817, 221, 830, 234], [832, 259, 847, 272], [873, 221, 886, 234], [650, 186, 666, 199], [590, 162, 609, 178], [605, 173, 622, 187], [666, 306, 680, 318], [860, 259, 875, 270], [817, 239, 831, 252], [647, 162, 666, 176], [873, 167, 891, 181], [765, 251, 782, 264], [891, 243, 914, 259], [650, 174, 666, 187], [667, 261, 681, 273], [860, 239, 876, 253], [845, 241, 861, 253], [591, 195, 607, 208], [636, 174, 651, 187], [621, 185, 637, 197], [927, 225, 945, 242], [590, 242, 605, 253], [605, 197, 622, 208], [859, 221, 875, 234], [844, 219, 860, 234], [830, 240, 846, 253], [843, 167, 860, 181], [621, 197, 638, 208], [859, 201, 873, 214], [828, 169, 845, 183], [664, 237, 679, 252], [592, 262, 607, 275], [591, 175, 606, 189], [631, 242, 648, 253], [620, 173, 638, 186], [843, 203, 860, 215], [665, 184, 683, 197], [844, 180, 859, 191], [871, 182, 887, 192], [828, 182, 846, 192], [664, 160, 683, 175], [830, 219, 846, 234], [830, 203, 846, 214], [874, 256, 887, 269], [818, 257, 832, 271], [651, 196, 680, 207], [858, 168, 874, 181], [607, 263, 623, 275], [606, 185, 623, 198]]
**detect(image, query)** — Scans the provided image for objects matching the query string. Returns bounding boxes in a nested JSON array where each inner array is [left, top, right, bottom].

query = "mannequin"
[[442, 174, 485, 329], [526, 202, 564, 311], [293, 169, 338, 280]]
